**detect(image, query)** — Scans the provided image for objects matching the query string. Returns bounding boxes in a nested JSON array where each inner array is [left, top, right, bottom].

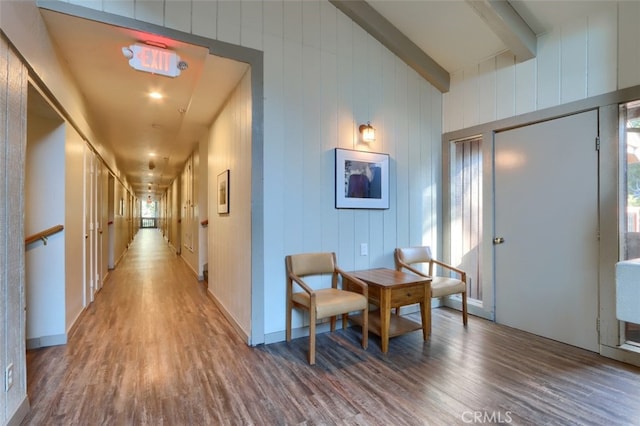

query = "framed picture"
[[217, 169, 230, 214], [335, 148, 389, 209]]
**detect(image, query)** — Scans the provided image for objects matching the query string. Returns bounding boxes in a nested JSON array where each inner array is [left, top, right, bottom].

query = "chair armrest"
[[335, 267, 368, 297], [396, 261, 429, 278], [288, 272, 315, 295], [431, 259, 466, 281]]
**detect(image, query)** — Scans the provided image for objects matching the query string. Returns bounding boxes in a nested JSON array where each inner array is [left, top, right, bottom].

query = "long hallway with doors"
[[21, 230, 640, 425]]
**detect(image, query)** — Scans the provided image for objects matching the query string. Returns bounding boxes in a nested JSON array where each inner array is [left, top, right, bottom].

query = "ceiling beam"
[[330, 0, 450, 93], [465, 0, 536, 62]]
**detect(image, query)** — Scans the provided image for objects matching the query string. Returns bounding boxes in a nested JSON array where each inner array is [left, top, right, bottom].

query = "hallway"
[[22, 229, 640, 425]]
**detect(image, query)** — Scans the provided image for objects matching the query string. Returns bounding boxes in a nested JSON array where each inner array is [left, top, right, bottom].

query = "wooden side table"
[[346, 268, 431, 353]]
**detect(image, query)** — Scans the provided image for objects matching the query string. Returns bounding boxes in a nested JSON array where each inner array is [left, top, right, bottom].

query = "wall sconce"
[[359, 121, 375, 142]]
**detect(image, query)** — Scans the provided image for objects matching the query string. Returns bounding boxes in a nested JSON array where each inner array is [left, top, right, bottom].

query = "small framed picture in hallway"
[[217, 169, 230, 214]]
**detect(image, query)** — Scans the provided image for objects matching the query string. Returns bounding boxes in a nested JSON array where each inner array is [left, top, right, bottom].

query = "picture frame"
[[335, 148, 389, 209], [217, 169, 230, 214]]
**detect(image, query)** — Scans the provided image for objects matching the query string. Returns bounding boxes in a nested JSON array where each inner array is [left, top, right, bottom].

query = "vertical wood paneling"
[[262, 0, 282, 38], [134, 0, 164, 26], [495, 52, 515, 120], [241, 0, 263, 50], [2, 38, 28, 421], [407, 71, 422, 249], [537, 29, 561, 110], [515, 58, 536, 116], [561, 17, 588, 103], [283, 0, 302, 43], [368, 38, 385, 266], [282, 36, 303, 256], [381, 48, 398, 264], [394, 59, 410, 247], [588, 6, 617, 96], [478, 57, 496, 127], [336, 13, 355, 266], [69, 0, 103, 11], [217, 0, 241, 45], [445, 4, 620, 133], [462, 65, 479, 128], [0, 37, 7, 424], [262, 34, 285, 334], [192, 0, 217, 40], [165, 0, 191, 33], [302, 44, 322, 253], [618, 1, 640, 90], [208, 71, 253, 335], [103, 0, 134, 18]]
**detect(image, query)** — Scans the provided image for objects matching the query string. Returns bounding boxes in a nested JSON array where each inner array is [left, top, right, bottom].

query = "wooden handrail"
[[25, 224, 64, 246]]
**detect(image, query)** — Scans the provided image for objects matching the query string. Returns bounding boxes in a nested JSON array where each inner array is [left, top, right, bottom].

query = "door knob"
[[493, 237, 505, 245]]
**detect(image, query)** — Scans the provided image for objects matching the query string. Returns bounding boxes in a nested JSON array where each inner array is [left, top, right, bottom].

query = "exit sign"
[[127, 44, 182, 78]]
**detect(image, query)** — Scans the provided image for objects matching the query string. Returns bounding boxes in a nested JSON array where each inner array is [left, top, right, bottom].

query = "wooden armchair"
[[394, 246, 467, 332], [285, 252, 368, 365]]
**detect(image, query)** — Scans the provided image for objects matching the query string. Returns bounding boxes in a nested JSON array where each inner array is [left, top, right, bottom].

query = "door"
[[84, 146, 98, 304], [494, 110, 599, 352]]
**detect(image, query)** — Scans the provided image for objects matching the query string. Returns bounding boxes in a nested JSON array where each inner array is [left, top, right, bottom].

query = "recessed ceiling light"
[[149, 152, 156, 157], [149, 92, 163, 100]]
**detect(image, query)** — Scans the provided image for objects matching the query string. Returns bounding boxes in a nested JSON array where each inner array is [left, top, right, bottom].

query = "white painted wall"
[[208, 69, 253, 336], [65, 126, 87, 333], [30, 0, 443, 342], [198, 136, 208, 278], [25, 108, 66, 342], [444, 3, 620, 132]]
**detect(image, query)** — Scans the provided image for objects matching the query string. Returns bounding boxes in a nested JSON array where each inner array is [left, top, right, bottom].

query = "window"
[[451, 137, 483, 302], [619, 101, 640, 346]]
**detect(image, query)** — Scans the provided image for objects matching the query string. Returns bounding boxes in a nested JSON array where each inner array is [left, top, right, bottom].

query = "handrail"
[[25, 224, 64, 246]]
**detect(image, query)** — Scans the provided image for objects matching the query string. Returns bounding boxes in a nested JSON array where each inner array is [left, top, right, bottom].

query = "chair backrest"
[[286, 252, 336, 277], [395, 246, 433, 266]]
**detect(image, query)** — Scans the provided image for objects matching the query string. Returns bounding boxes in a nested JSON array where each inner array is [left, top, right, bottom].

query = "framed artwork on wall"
[[335, 148, 389, 209], [217, 169, 230, 214]]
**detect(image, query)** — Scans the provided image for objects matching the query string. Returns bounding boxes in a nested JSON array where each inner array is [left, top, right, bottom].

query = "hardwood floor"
[[22, 229, 640, 425]]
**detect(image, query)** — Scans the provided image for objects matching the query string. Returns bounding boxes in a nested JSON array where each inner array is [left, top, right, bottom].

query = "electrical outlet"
[[360, 243, 368, 256], [5, 363, 14, 392]]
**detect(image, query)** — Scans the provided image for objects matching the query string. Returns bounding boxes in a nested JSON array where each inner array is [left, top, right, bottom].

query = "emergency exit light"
[[122, 43, 184, 78]]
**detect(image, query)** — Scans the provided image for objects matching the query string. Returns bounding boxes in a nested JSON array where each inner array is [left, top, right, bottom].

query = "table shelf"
[[349, 310, 423, 338]]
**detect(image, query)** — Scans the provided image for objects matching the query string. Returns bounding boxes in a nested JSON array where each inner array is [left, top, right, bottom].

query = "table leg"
[[420, 281, 431, 340], [381, 287, 391, 353]]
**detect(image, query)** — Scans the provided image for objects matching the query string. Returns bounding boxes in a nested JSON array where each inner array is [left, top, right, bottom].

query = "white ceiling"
[[38, 1, 612, 201]]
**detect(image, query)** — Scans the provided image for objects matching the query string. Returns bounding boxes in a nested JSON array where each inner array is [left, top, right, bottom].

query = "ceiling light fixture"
[[149, 92, 163, 100]]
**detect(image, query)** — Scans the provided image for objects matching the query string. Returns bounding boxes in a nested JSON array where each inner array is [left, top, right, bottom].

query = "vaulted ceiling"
[[38, 1, 610, 201]]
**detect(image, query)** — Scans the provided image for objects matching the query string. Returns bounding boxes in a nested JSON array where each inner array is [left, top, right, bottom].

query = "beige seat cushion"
[[431, 276, 466, 298], [292, 288, 368, 319]]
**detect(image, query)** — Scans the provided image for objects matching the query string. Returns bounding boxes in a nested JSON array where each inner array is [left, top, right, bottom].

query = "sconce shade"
[[359, 122, 375, 142]]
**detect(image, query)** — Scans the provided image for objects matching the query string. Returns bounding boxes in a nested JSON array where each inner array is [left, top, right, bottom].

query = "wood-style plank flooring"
[[22, 229, 640, 425]]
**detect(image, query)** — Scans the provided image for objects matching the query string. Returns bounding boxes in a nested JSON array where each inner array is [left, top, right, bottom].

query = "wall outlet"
[[360, 243, 368, 256], [5, 363, 14, 392]]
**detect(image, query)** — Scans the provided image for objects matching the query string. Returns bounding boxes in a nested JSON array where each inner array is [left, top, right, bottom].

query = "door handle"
[[493, 237, 505, 245]]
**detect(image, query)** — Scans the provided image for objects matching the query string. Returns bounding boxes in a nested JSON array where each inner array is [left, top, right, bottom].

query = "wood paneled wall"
[[0, 34, 29, 425], [444, 3, 619, 133], [24, 0, 443, 344]]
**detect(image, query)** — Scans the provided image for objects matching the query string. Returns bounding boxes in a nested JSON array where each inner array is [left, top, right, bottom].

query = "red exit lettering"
[[138, 47, 170, 73]]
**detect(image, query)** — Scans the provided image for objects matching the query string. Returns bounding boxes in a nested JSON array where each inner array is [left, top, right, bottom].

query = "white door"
[[84, 146, 97, 304], [494, 110, 599, 352]]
